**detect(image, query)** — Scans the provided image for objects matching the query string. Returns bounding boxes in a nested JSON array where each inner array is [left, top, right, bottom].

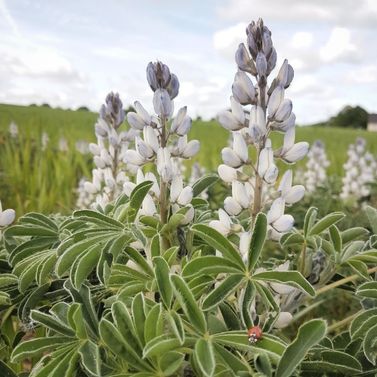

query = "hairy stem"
[[327, 312, 358, 333]]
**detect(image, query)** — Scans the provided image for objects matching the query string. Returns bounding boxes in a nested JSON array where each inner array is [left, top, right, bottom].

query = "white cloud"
[[320, 27, 358, 63], [291, 32, 313, 49], [213, 22, 247, 59]]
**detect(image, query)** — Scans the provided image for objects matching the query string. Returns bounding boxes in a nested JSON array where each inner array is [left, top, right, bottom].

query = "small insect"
[[248, 326, 262, 343]]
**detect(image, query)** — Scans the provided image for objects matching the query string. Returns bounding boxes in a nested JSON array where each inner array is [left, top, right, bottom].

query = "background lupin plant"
[[0, 18, 377, 377]]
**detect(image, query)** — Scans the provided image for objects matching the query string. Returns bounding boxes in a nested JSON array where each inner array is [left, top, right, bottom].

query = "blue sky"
[[0, 0, 376, 124]]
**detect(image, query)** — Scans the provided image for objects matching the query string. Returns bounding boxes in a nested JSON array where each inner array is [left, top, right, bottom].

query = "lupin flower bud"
[[235, 43, 257, 75], [232, 71, 256, 105], [249, 105, 267, 142], [218, 97, 246, 131], [146, 61, 180, 99], [275, 99, 293, 122], [171, 107, 192, 136], [100, 92, 125, 129], [218, 164, 238, 183], [256, 52, 267, 77], [276, 59, 294, 88], [267, 86, 284, 119]]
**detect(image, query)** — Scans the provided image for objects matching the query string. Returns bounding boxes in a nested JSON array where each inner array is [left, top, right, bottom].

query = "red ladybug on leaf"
[[248, 326, 262, 343]]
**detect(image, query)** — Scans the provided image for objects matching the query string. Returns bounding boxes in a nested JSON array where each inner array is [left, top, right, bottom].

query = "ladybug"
[[248, 326, 262, 343]]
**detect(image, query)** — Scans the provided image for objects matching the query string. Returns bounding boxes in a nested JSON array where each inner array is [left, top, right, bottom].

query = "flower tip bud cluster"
[[146, 61, 179, 100], [100, 92, 125, 129]]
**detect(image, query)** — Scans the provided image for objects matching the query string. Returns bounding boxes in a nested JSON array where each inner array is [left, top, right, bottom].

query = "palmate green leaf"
[[303, 207, 317, 237], [248, 213, 267, 271], [144, 303, 164, 344], [341, 227, 368, 244], [182, 256, 242, 278], [73, 209, 124, 229], [195, 338, 215, 377], [159, 351, 185, 376], [71, 243, 102, 288], [329, 225, 342, 253], [192, 174, 218, 197], [154, 256, 173, 309], [78, 340, 101, 377], [99, 318, 152, 371], [350, 309, 377, 340], [30, 309, 75, 337], [191, 224, 244, 269], [219, 303, 241, 331], [143, 335, 183, 358], [356, 281, 377, 299], [202, 274, 244, 311], [170, 275, 207, 334], [0, 360, 17, 377], [252, 271, 315, 297], [213, 343, 249, 373], [4, 224, 58, 238], [275, 319, 327, 377], [18, 212, 58, 230], [48, 349, 79, 377], [167, 310, 185, 345], [11, 336, 75, 362], [309, 212, 345, 236], [363, 323, 377, 365], [366, 205, 377, 234]]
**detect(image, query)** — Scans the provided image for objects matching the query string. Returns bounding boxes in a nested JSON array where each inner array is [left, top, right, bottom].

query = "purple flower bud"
[[100, 92, 125, 129], [256, 52, 267, 77], [146, 61, 180, 99]]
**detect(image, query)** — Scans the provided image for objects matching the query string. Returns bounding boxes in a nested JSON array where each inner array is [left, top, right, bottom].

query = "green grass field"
[[1, 103, 377, 214]]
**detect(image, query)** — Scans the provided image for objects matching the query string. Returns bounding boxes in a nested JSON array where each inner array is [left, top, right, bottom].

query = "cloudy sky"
[[0, 0, 376, 124]]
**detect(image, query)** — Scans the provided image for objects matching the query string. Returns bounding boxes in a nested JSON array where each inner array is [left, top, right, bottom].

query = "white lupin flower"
[[279, 127, 309, 163], [233, 133, 248, 163], [222, 147, 243, 168], [171, 107, 192, 136], [249, 105, 267, 141], [209, 209, 233, 236], [258, 139, 278, 184], [153, 89, 173, 118], [278, 170, 305, 204], [124, 150, 146, 166], [140, 194, 157, 216], [224, 196, 242, 216], [143, 127, 159, 153], [127, 101, 151, 130], [157, 148, 174, 182], [232, 71, 256, 105], [267, 85, 284, 118], [232, 181, 250, 209], [275, 99, 292, 122], [135, 136, 154, 159], [182, 140, 200, 158], [218, 97, 246, 131], [274, 312, 293, 329], [89, 143, 101, 156], [218, 164, 238, 183], [239, 232, 251, 262], [0, 201, 16, 227]]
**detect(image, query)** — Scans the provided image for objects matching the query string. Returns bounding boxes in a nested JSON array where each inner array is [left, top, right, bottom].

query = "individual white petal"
[[268, 85, 284, 118], [141, 194, 157, 216], [218, 111, 243, 131], [284, 185, 305, 204], [127, 112, 145, 130], [275, 99, 292, 122], [233, 133, 248, 162], [209, 220, 229, 236], [267, 198, 285, 224], [283, 142, 309, 163], [94, 156, 106, 169], [157, 148, 173, 182], [283, 126, 296, 151], [276, 59, 289, 86], [273, 312, 293, 329], [264, 165, 279, 184], [273, 214, 294, 232], [239, 232, 251, 262], [232, 71, 255, 105], [218, 209, 231, 230], [257, 148, 269, 177], [177, 186, 193, 206], [0, 209, 16, 227], [232, 181, 249, 209], [183, 140, 200, 158], [222, 147, 242, 168], [123, 182, 136, 196], [230, 96, 245, 124], [177, 117, 192, 136], [170, 175, 183, 202], [134, 101, 151, 124], [180, 205, 195, 225], [136, 169, 145, 184], [170, 107, 187, 133], [249, 106, 266, 134], [143, 127, 159, 153], [224, 196, 242, 215], [278, 170, 292, 195], [135, 137, 154, 159], [153, 89, 173, 118], [89, 143, 101, 156], [124, 150, 146, 166], [218, 164, 238, 183]]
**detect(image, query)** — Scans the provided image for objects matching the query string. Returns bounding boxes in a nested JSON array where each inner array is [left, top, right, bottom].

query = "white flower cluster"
[[304, 140, 330, 193], [211, 19, 308, 243], [9, 121, 18, 138], [340, 137, 377, 200], [76, 93, 136, 209], [123, 61, 200, 223]]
